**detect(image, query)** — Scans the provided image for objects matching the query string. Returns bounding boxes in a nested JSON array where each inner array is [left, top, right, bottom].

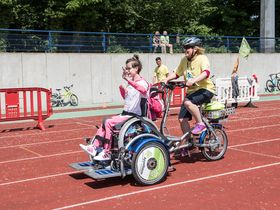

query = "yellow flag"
[[239, 37, 251, 58]]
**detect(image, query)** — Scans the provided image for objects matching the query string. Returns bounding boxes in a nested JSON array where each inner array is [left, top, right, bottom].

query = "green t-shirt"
[[160, 36, 170, 44]]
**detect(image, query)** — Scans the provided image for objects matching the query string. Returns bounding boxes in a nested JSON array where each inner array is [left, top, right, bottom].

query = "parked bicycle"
[[265, 73, 280, 92], [51, 84, 79, 107]]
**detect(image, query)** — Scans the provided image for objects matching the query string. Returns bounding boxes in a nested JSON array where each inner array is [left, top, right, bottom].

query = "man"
[[163, 37, 215, 135], [160, 31, 173, 54], [153, 57, 169, 84]]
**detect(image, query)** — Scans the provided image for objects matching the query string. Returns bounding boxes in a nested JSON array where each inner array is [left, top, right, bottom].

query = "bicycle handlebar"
[[160, 81, 197, 90], [63, 84, 74, 91]]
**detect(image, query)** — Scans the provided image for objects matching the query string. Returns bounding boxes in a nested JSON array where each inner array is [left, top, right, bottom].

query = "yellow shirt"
[[175, 54, 215, 94], [154, 64, 169, 82]]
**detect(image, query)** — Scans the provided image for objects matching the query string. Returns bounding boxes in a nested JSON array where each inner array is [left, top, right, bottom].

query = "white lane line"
[[0, 150, 82, 164], [54, 161, 280, 210], [75, 122, 94, 127], [0, 137, 279, 186], [228, 138, 280, 148], [0, 127, 92, 139], [230, 147, 280, 159], [0, 137, 81, 149], [0, 138, 82, 149], [0, 171, 80, 186], [20, 146, 42, 157], [1, 135, 279, 165]]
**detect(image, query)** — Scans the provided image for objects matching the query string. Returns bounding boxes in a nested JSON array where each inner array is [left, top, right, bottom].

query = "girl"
[[80, 55, 149, 161]]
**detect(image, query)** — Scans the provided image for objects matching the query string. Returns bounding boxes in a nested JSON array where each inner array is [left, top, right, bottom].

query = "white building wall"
[[0, 53, 278, 106]]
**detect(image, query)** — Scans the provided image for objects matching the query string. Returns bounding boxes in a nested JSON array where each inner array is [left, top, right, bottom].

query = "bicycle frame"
[[158, 82, 224, 151]]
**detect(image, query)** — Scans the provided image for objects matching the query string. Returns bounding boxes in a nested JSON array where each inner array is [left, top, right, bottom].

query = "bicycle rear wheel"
[[266, 80, 275, 92], [70, 94, 79, 106], [201, 127, 228, 161], [277, 79, 280, 91]]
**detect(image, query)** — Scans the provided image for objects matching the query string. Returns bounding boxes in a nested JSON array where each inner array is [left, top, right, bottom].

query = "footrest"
[[85, 168, 132, 179], [70, 161, 97, 170]]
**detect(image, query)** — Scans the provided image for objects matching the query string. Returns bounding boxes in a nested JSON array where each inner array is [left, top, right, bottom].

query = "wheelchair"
[[70, 92, 170, 186]]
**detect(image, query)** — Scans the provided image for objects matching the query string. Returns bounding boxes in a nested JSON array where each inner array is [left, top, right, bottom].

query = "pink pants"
[[93, 115, 130, 152]]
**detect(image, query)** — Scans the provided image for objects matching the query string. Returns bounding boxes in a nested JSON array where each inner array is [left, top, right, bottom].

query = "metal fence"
[[0, 28, 279, 53]]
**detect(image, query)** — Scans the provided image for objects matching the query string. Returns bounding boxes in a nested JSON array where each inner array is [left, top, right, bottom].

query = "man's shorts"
[[178, 88, 214, 121]]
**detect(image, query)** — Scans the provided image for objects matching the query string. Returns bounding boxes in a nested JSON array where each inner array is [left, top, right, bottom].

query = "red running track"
[[0, 100, 280, 209]]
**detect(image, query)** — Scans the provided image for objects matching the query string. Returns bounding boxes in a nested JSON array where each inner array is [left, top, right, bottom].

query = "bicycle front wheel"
[[201, 127, 228, 161], [70, 94, 79, 106], [266, 80, 275, 92]]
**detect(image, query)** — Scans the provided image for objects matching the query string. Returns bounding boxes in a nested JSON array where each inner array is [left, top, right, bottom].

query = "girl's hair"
[[126, 54, 142, 73], [194, 46, 205, 55]]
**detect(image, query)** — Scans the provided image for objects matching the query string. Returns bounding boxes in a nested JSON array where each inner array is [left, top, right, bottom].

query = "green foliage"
[[205, 46, 228, 53], [0, 0, 279, 38], [107, 44, 130, 53], [0, 38, 7, 52]]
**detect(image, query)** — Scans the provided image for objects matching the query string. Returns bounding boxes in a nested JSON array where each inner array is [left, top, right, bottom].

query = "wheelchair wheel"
[[132, 142, 169, 185], [201, 127, 228, 161]]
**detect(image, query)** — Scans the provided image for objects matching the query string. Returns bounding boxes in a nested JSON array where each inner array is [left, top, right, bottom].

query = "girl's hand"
[[122, 67, 129, 81]]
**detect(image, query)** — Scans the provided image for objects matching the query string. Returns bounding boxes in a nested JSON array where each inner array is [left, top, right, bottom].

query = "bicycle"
[[51, 84, 79, 107], [70, 82, 234, 186], [265, 73, 280, 92]]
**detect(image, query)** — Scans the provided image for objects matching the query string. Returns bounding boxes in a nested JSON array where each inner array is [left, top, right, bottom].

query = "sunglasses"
[[183, 46, 192, 50]]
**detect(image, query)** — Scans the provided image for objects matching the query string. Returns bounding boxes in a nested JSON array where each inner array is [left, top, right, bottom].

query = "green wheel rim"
[[136, 147, 166, 181]]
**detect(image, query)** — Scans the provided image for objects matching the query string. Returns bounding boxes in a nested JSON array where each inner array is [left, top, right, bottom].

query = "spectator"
[[153, 57, 169, 84], [160, 31, 173, 54], [152, 31, 163, 53], [231, 57, 240, 108]]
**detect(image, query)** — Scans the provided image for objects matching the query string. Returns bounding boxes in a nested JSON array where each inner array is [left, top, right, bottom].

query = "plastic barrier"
[[0, 87, 53, 130], [215, 77, 259, 106]]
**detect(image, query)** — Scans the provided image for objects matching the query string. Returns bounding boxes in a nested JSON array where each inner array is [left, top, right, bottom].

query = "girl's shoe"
[[192, 123, 206, 135], [94, 150, 111, 161], [79, 144, 97, 156]]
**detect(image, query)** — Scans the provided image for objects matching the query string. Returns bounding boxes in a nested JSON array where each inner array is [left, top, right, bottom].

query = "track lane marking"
[[229, 147, 280, 159], [0, 171, 80, 186], [0, 137, 280, 185], [53, 161, 280, 210], [0, 137, 81, 149], [20, 146, 43, 157], [1, 136, 280, 165], [0, 151, 82, 164]]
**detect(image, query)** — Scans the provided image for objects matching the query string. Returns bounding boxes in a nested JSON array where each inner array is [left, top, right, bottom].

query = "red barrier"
[[153, 81, 186, 107], [0, 87, 53, 130]]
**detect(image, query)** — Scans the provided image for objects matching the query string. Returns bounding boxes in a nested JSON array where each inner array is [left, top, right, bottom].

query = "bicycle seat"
[[56, 88, 61, 91]]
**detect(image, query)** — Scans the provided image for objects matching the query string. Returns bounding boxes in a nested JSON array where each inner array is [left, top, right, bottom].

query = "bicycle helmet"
[[182, 37, 202, 48]]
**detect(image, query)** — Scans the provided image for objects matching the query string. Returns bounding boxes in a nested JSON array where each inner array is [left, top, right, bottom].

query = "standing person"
[[153, 57, 169, 84], [152, 31, 163, 53], [162, 37, 215, 135], [231, 57, 239, 108], [80, 55, 149, 161], [160, 31, 173, 54]]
